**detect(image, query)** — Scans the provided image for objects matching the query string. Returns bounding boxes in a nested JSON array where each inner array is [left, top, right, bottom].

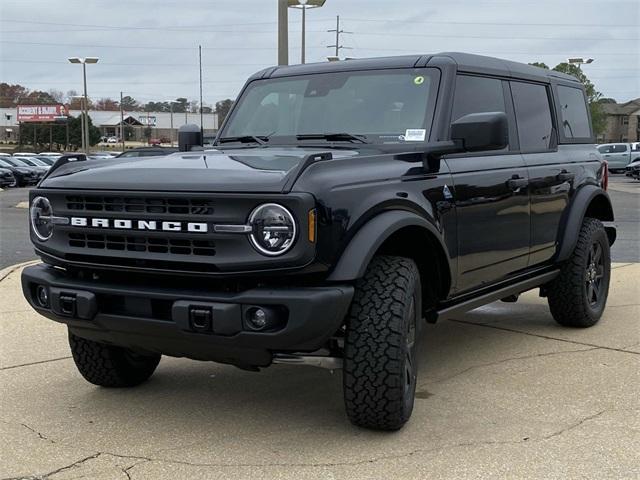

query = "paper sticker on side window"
[[404, 129, 426, 141]]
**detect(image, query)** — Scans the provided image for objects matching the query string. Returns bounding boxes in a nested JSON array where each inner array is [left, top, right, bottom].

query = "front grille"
[[65, 195, 215, 215], [68, 233, 216, 256]]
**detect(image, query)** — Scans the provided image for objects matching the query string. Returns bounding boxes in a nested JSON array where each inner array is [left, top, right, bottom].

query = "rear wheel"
[[547, 218, 610, 327], [69, 331, 161, 387], [343, 255, 422, 430]]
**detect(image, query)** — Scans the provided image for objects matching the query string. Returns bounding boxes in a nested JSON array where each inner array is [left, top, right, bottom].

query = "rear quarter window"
[[557, 86, 592, 139]]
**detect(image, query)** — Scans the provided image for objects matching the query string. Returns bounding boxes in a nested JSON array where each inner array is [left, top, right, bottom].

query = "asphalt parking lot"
[[1, 262, 638, 479], [0, 175, 638, 479]]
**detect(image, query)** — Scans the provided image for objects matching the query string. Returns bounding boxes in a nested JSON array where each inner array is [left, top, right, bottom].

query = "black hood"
[[40, 147, 359, 193]]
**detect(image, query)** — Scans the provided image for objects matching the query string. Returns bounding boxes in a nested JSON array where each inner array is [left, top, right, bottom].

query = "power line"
[[340, 17, 640, 28], [0, 40, 328, 51]]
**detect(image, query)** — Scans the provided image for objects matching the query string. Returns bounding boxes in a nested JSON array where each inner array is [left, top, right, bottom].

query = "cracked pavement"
[[1, 263, 639, 479]]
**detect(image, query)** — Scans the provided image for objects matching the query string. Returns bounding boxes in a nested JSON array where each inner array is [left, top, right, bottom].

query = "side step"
[[428, 269, 560, 323]]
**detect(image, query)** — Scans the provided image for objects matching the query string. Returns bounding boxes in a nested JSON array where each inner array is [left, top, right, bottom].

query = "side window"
[[452, 75, 505, 122], [612, 144, 628, 153], [511, 82, 554, 152], [557, 86, 592, 139]]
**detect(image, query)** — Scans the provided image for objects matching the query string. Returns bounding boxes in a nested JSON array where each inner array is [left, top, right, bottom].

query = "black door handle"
[[557, 170, 575, 182], [507, 175, 528, 190]]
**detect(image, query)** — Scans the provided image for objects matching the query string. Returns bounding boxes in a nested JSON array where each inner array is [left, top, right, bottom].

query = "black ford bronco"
[[22, 53, 615, 430]]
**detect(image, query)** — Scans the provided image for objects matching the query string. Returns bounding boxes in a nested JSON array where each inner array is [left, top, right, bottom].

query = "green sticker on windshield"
[[414, 76, 425, 85]]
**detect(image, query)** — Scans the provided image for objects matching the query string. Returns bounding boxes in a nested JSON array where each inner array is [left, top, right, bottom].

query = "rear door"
[[445, 74, 530, 293], [510, 80, 571, 266]]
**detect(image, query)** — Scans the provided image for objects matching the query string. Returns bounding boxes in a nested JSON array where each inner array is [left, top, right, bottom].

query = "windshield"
[[3, 158, 28, 167], [221, 68, 439, 145], [0, 159, 11, 167], [16, 157, 41, 167]]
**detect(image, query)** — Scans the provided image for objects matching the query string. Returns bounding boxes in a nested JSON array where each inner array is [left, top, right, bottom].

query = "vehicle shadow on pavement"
[[55, 298, 566, 434]]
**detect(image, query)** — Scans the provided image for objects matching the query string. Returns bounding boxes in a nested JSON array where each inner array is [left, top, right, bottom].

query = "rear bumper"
[[21, 264, 353, 367]]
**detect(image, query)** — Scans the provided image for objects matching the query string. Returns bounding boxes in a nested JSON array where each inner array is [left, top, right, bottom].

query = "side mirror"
[[451, 112, 508, 152]]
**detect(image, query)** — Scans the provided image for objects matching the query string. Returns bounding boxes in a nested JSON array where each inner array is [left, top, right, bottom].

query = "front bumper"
[[22, 264, 353, 367]]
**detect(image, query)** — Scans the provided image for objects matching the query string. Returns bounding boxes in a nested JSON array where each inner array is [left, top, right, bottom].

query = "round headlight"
[[30, 196, 54, 241], [248, 203, 297, 256]]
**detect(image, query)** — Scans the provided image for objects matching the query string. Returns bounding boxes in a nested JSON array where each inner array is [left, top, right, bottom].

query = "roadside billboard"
[[17, 104, 68, 122]]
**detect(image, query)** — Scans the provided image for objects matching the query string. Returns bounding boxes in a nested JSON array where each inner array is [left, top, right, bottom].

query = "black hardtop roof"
[[253, 52, 580, 85]]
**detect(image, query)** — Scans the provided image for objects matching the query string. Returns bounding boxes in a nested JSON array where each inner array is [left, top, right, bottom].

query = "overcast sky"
[[1, 0, 638, 108]]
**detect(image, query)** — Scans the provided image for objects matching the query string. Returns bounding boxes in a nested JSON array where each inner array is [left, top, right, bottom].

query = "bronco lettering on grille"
[[69, 217, 209, 233]]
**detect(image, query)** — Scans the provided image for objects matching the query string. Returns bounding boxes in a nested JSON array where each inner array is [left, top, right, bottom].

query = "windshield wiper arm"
[[296, 133, 369, 144], [218, 135, 268, 145]]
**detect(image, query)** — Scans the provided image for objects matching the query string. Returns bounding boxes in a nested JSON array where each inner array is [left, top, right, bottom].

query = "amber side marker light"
[[308, 209, 316, 243]]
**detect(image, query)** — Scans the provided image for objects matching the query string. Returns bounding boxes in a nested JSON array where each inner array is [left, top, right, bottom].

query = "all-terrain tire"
[[547, 217, 610, 328], [69, 331, 161, 387], [343, 255, 422, 430]]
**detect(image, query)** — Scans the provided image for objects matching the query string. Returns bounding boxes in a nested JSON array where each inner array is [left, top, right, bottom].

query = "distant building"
[[599, 98, 640, 144], [0, 107, 219, 143]]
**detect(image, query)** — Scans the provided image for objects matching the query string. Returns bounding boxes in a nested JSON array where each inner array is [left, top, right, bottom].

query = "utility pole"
[[199, 45, 204, 139], [277, 0, 288, 65], [120, 91, 125, 151], [327, 16, 352, 59]]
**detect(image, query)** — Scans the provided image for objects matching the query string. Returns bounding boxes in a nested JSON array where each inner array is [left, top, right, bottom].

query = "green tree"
[[215, 99, 234, 124], [0, 83, 29, 107], [120, 95, 139, 110], [173, 97, 189, 113]]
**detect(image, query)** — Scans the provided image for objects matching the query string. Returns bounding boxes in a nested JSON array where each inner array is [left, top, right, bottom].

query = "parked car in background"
[[33, 156, 57, 166], [625, 159, 640, 179], [0, 158, 42, 186], [0, 152, 11, 157], [13, 156, 50, 171], [148, 138, 162, 145], [597, 143, 640, 173], [0, 167, 16, 187], [88, 151, 117, 159], [115, 147, 178, 158], [106, 136, 120, 143], [13, 152, 37, 157], [38, 152, 62, 157]]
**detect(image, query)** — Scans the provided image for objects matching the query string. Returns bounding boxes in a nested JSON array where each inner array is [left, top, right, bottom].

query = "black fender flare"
[[555, 185, 615, 262], [326, 210, 452, 284]]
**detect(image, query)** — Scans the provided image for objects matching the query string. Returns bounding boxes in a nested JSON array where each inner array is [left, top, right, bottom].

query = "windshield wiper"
[[296, 133, 369, 144], [218, 135, 269, 145]]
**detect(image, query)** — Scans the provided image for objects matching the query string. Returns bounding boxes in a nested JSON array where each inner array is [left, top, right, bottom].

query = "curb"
[[0, 260, 41, 283]]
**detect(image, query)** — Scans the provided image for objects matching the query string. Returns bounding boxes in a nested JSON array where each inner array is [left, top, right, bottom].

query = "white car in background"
[[13, 152, 37, 157], [38, 152, 62, 157]]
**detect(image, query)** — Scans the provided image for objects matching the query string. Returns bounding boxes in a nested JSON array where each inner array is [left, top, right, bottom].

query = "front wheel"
[[547, 218, 611, 327], [69, 331, 161, 387], [343, 255, 422, 430]]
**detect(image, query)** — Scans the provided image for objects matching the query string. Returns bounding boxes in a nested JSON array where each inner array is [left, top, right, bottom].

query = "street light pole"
[[120, 91, 125, 151], [288, 0, 325, 64], [82, 62, 89, 154], [301, 3, 306, 64], [68, 57, 98, 154]]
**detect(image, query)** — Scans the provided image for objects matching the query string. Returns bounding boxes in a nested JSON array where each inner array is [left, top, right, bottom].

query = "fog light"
[[248, 308, 267, 330], [36, 285, 50, 308]]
